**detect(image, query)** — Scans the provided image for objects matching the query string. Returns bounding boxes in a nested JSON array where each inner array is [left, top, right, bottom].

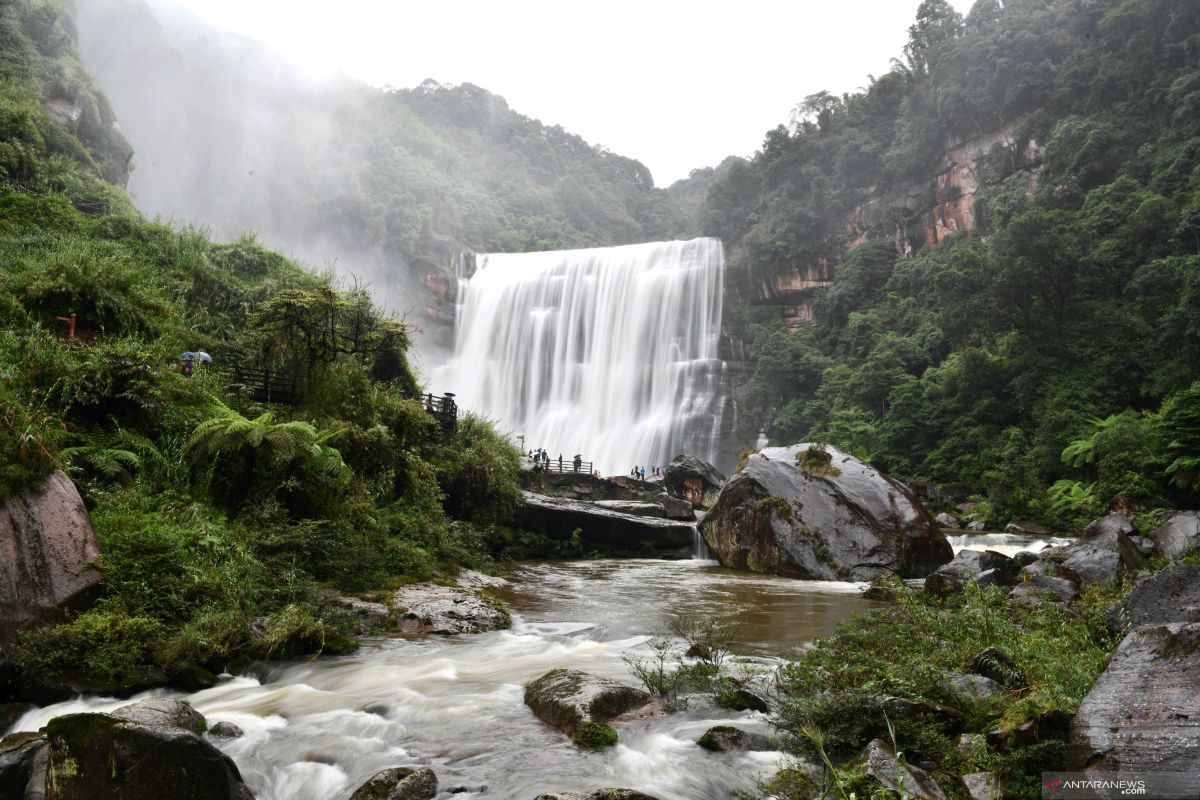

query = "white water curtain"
[[433, 238, 727, 474]]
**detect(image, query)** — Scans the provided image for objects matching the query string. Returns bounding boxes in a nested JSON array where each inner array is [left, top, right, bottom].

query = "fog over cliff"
[[72, 0, 421, 311]]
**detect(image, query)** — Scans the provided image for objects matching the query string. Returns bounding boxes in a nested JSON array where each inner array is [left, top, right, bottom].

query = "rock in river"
[[516, 492, 694, 554], [699, 444, 951, 579], [536, 791, 662, 800], [349, 766, 437, 800], [524, 669, 663, 748], [393, 583, 510, 635]]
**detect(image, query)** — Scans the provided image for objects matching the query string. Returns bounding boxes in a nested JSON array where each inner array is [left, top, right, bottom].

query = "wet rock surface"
[[861, 738, 947, 800], [523, 669, 662, 744], [1082, 513, 1135, 539], [348, 766, 438, 800], [1067, 622, 1200, 796], [664, 455, 726, 509], [1008, 574, 1079, 605], [0, 731, 46, 798], [112, 696, 207, 735], [1108, 564, 1200, 631], [392, 583, 510, 635], [1147, 511, 1200, 560], [0, 471, 102, 648], [697, 725, 772, 752], [700, 444, 951, 579], [591, 500, 665, 518], [660, 493, 696, 521], [45, 710, 251, 800], [1048, 530, 1146, 585], [517, 492, 694, 553]]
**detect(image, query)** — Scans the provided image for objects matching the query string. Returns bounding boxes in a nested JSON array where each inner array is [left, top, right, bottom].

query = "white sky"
[[162, 0, 975, 185]]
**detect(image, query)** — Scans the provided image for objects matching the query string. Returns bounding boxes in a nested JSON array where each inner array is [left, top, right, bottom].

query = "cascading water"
[[433, 238, 727, 475]]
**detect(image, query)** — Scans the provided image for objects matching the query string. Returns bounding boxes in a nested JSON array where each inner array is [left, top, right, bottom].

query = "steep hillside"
[[708, 0, 1200, 525], [1, 0, 524, 701], [72, 0, 702, 349]]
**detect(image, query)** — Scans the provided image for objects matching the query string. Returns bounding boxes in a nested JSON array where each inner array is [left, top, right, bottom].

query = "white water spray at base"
[[433, 239, 727, 475]]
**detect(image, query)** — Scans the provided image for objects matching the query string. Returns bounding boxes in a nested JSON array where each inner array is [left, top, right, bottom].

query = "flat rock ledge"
[[524, 669, 664, 748]]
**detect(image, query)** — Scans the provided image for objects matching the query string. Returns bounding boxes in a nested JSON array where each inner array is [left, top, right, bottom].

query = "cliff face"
[[746, 120, 1044, 327]]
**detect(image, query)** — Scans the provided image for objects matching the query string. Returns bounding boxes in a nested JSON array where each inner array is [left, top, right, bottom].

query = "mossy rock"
[[523, 669, 659, 747], [45, 712, 250, 800], [571, 722, 618, 749], [348, 766, 437, 800]]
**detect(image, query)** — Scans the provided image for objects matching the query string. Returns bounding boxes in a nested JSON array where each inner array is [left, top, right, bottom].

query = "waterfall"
[[433, 238, 727, 475], [692, 526, 712, 561]]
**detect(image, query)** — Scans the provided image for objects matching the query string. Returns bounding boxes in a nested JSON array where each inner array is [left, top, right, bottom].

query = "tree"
[[904, 0, 964, 75]]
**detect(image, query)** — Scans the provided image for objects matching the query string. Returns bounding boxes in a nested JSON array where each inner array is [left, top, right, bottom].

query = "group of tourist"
[[628, 465, 662, 482], [527, 448, 587, 474]]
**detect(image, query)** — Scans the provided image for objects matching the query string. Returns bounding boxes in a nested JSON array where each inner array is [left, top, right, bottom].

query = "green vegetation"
[[0, 0, 525, 697], [570, 721, 619, 750], [709, 0, 1200, 527], [767, 581, 1126, 800]]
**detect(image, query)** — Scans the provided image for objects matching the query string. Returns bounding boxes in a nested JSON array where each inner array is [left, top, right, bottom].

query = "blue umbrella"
[[195, 351, 213, 364], [179, 351, 195, 361]]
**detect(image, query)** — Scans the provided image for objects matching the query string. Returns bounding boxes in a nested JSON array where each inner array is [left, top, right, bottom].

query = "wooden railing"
[[418, 392, 458, 436], [229, 366, 301, 405], [534, 458, 595, 475]]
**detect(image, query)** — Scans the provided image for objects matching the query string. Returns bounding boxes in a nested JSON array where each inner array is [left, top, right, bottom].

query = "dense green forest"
[[73, 0, 705, 311], [0, 0, 528, 698], [708, 0, 1200, 525]]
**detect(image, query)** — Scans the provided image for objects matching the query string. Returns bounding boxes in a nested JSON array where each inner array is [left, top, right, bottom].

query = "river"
[[14, 558, 877, 800]]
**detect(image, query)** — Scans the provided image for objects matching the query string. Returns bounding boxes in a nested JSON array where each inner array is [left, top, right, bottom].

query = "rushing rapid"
[[12, 560, 873, 800], [433, 239, 728, 474]]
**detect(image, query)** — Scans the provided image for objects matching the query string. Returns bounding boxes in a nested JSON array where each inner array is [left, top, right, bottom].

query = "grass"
[[767, 580, 1129, 799]]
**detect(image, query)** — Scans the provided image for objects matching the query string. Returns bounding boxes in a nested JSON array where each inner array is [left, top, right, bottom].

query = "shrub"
[[14, 608, 164, 694]]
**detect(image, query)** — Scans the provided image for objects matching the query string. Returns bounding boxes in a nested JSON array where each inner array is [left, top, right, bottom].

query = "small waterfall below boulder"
[[434, 238, 729, 475]]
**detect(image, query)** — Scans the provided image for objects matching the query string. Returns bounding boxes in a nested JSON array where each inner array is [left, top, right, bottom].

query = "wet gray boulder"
[[1147, 512, 1200, 560], [523, 669, 662, 747], [1083, 513, 1135, 539], [208, 721, 244, 738], [699, 444, 951, 580], [1067, 622, 1200, 797], [112, 696, 206, 735], [934, 512, 960, 529], [393, 583, 510, 635], [1008, 574, 1079, 606], [861, 739, 947, 800], [1107, 564, 1200, 632], [942, 672, 1005, 701], [349, 766, 437, 800], [45, 711, 251, 800], [0, 731, 46, 798], [0, 471, 102, 648], [535, 791, 661, 800], [1044, 530, 1146, 586], [660, 493, 695, 521], [697, 725, 772, 752], [516, 492, 694, 554], [961, 772, 1002, 800], [664, 455, 726, 509]]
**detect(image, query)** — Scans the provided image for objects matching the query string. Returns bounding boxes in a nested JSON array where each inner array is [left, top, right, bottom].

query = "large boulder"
[[1147, 512, 1200, 560], [1082, 513, 1135, 539], [516, 492, 694, 554], [392, 583, 510, 635], [699, 444, 951, 580], [1041, 529, 1147, 586], [45, 711, 251, 800], [1107, 564, 1200, 632], [0, 471, 102, 648], [663, 455, 726, 509], [349, 767, 437, 800], [523, 669, 661, 747], [660, 493, 695, 521], [1067, 622, 1200, 798]]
